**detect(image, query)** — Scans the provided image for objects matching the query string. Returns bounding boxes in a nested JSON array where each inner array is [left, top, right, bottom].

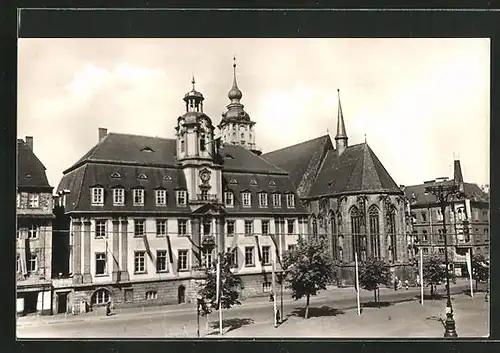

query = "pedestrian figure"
[[405, 279, 409, 290], [269, 291, 274, 302], [106, 300, 112, 316], [394, 277, 398, 291], [276, 309, 280, 325]]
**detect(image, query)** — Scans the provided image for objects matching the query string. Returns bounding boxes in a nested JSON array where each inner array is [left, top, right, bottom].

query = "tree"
[[471, 254, 489, 291], [282, 237, 335, 319], [358, 257, 391, 306], [423, 254, 446, 297], [198, 252, 242, 312]]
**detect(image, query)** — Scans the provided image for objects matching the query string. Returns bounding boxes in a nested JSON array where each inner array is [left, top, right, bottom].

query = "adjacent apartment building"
[[53, 65, 308, 313], [403, 160, 489, 276], [16, 137, 54, 315]]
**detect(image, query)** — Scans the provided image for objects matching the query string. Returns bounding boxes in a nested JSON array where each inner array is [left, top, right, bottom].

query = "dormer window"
[[138, 173, 148, 180], [229, 178, 238, 185], [91, 187, 104, 206], [269, 180, 276, 187], [286, 193, 295, 208], [176, 190, 187, 206], [242, 192, 251, 208], [141, 147, 154, 153], [133, 189, 145, 206], [156, 189, 167, 207], [249, 179, 257, 186], [110, 172, 122, 179], [258, 193, 268, 208], [163, 175, 172, 181], [113, 188, 125, 206], [272, 193, 281, 208], [225, 191, 234, 207], [28, 193, 39, 208]]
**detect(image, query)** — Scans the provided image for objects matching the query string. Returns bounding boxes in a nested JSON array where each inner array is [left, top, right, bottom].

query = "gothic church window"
[[350, 206, 362, 260], [387, 205, 397, 261], [369, 206, 380, 258]]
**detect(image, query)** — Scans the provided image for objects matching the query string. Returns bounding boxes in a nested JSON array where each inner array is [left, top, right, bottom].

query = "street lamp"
[[425, 180, 463, 338]]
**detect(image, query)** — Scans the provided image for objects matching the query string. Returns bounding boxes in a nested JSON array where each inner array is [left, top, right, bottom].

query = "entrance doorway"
[[57, 292, 68, 314], [23, 292, 38, 314], [178, 285, 186, 304]]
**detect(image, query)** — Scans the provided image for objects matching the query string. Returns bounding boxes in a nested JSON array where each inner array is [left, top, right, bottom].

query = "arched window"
[[330, 211, 337, 259], [312, 215, 318, 238], [91, 288, 111, 305], [350, 206, 361, 260], [387, 205, 397, 261], [369, 206, 380, 258], [200, 134, 206, 151]]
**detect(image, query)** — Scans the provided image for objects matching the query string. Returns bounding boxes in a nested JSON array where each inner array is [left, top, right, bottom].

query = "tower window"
[[180, 139, 185, 153], [200, 135, 206, 151]]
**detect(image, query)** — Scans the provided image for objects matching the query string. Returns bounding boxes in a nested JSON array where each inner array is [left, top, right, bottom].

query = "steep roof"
[[308, 143, 402, 198], [261, 135, 332, 193], [17, 139, 52, 190], [404, 181, 489, 207]]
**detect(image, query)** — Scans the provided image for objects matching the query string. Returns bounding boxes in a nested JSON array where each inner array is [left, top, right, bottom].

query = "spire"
[[228, 56, 243, 102], [335, 89, 348, 156], [191, 75, 196, 90]]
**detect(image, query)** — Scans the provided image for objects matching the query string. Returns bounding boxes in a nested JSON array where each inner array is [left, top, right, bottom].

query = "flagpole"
[[420, 248, 424, 306], [355, 252, 360, 316], [272, 250, 277, 327], [218, 252, 223, 336], [467, 248, 473, 298]]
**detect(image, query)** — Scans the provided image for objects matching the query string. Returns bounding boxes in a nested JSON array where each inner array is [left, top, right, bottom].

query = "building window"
[[288, 244, 296, 252], [156, 250, 168, 272], [368, 206, 380, 258], [387, 206, 397, 261], [312, 216, 318, 237], [262, 246, 271, 265], [95, 253, 107, 275], [156, 219, 167, 237], [124, 289, 134, 303], [178, 220, 187, 236], [245, 247, 254, 266], [244, 220, 253, 236], [330, 213, 337, 258], [438, 229, 444, 241], [484, 228, 489, 243], [146, 291, 158, 300], [17, 193, 20, 208], [286, 194, 295, 208], [180, 139, 185, 153], [423, 248, 429, 255], [225, 191, 234, 207], [113, 188, 124, 206], [200, 189, 209, 201], [227, 247, 238, 268], [258, 193, 268, 208], [242, 192, 251, 207], [28, 253, 37, 273], [92, 289, 110, 305], [28, 193, 39, 208], [203, 249, 213, 268], [134, 251, 146, 273], [95, 220, 106, 239], [437, 209, 443, 222], [27, 224, 38, 239], [178, 250, 189, 271], [287, 219, 295, 235], [351, 207, 362, 259], [261, 220, 269, 235], [176, 190, 187, 206], [262, 282, 272, 293], [226, 220, 235, 236], [16, 253, 20, 273], [272, 193, 281, 208], [133, 189, 144, 206], [156, 189, 167, 206], [91, 188, 104, 206], [421, 211, 427, 223], [422, 230, 428, 242], [134, 220, 145, 237], [438, 248, 445, 254]]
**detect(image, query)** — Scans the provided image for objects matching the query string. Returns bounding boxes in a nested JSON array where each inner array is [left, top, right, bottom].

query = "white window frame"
[[146, 291, 158, 300], [272, 193, 281, 207], [95, 252, 107, 275], [261, 220, 269, 235], [156, 219, 167, 237], [226, 220, 235, 236], [133, 189, 145, 206], [262, 245, 271, 265], [94, 289, 110, 305], [113, 188, 124, 206], [28, 253, 37, 273], [244, 220, 253, 236], [27, 224, 38, 239], [244, 246, 254, 266], [95, 220, 106, 239], [178, 249, 189, 271], [242, 192, 251, 207], [28, 193, 39, 208], [134, 251, 146, 273], [287, 219, 295, 235], [262, 282, 272, 293], [225, 191, 234, 207], [91, 188, 104, 206], [16, 253, 20, 273], [156, 250, 168, 272], [203, 249, 213, 269], [178, 219, 188, 236], [134, 219, 145, 237], [286, 194, 295, 208], [176, 190, 187, 206], [156, 189, 167, 206], [258, 193, 268, 208]]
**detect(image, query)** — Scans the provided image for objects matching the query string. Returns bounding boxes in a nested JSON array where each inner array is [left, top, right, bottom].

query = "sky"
[[17, 38, 490, 190]]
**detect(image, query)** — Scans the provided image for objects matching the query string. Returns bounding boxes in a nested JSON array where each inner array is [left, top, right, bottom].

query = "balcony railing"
[[193, 194, 219, 203]]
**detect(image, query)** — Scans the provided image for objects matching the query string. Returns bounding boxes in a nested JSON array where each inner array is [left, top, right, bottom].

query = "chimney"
[[98, 128, 108, 142], [25, 136, 33, 150], [454, 160, 464, 183]]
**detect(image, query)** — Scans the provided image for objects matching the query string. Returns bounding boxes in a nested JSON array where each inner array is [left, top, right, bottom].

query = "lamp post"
[[425, 180, 462, 338]]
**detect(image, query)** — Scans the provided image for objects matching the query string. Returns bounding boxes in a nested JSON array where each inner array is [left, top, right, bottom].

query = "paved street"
[[17, 281, 483, 338]]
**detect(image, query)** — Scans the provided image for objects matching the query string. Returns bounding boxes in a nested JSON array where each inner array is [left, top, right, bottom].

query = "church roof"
[[262, 135, 402, 199], [17, 139, 52, 190], [404, 182, 489, 207]]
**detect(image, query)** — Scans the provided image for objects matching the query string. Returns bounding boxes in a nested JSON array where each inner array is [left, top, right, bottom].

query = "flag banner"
[[20, 240, 28, 276], [24, 238, 31, 274], [229, 232, 239, 252], [166, 236, 174, 264], [186, 235, 203, 265], [143, 233, 155, 262], [108, 238, 120, 268], [268, 234, 283, 268], [420, 249, 424, 306], [466, 249, 473, 297], [254, 236, 262, 264]]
